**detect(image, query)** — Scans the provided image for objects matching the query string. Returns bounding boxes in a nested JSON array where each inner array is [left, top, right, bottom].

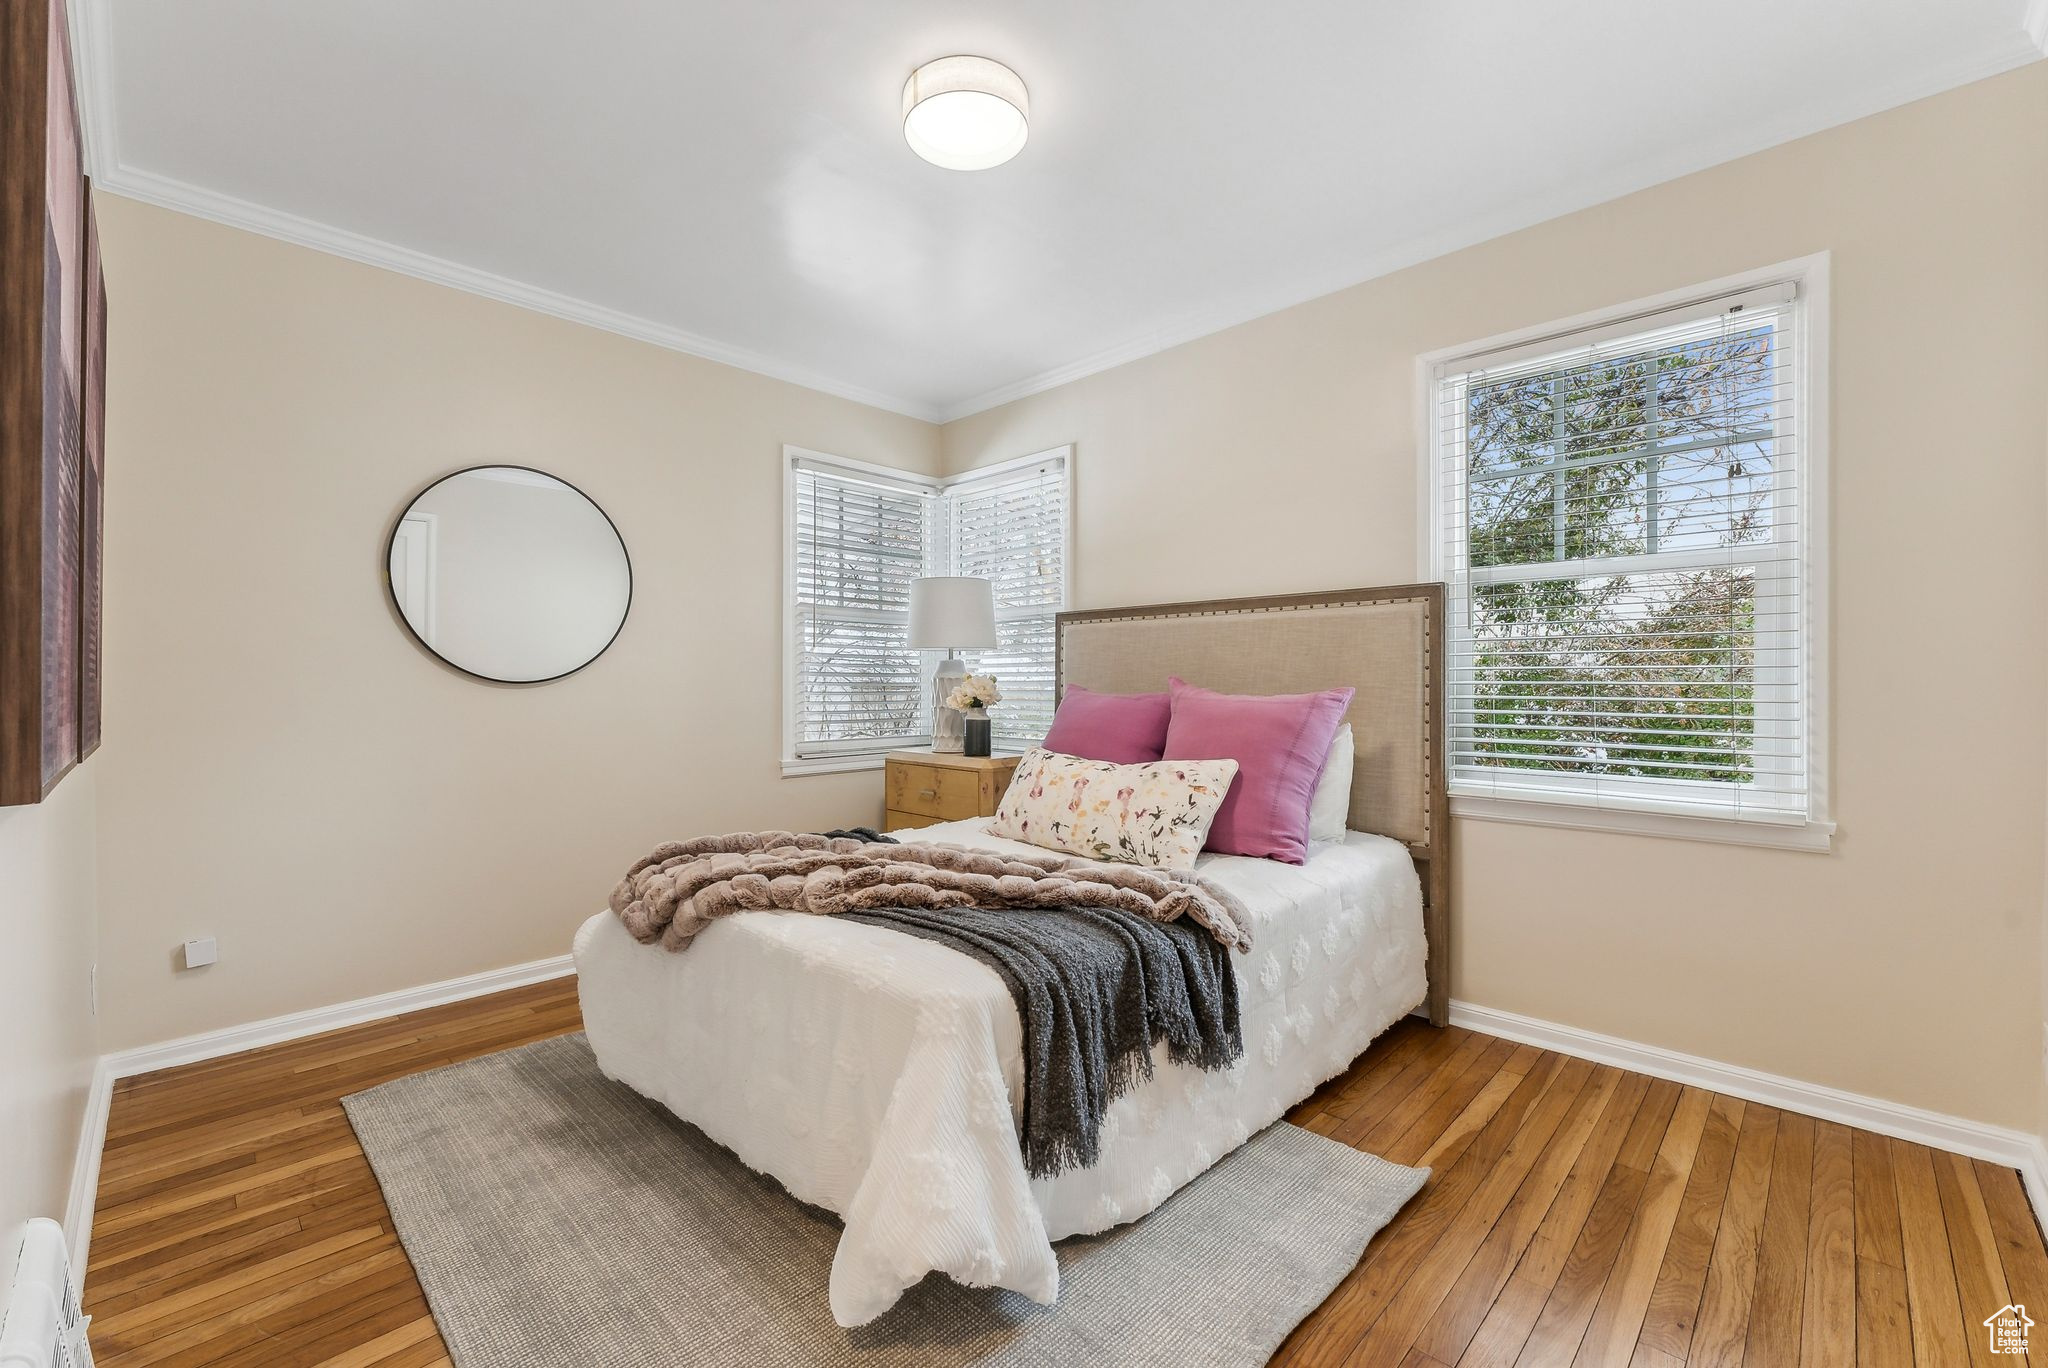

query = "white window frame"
[[1416, 254, 1833, 852], [781, 445, 1073, 776], [939, 449, 1076, 752]]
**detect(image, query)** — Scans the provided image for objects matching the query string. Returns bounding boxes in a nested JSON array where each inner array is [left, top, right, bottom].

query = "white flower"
[[944, 674, 1004, 711]]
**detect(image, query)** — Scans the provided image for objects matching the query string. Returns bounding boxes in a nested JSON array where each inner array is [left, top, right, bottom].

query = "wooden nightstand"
[[884, 750, 1022, 832]]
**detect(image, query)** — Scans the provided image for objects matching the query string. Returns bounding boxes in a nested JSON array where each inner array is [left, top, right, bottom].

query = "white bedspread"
[[572, 820, 1426, 1326]]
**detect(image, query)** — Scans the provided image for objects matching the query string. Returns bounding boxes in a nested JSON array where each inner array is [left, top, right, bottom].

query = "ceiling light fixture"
[[901, 55, 1029, 171]]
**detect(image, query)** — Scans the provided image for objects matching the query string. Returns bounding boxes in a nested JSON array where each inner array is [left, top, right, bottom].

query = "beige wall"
[[82, 67, 2048, 1130], [946, 66, 2048, 1130], [91, 196, 941, 1051], [0, 766, 99, 1286]]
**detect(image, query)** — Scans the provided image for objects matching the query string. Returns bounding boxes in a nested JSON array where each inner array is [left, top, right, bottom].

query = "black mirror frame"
[[382, 464, 633, 686]]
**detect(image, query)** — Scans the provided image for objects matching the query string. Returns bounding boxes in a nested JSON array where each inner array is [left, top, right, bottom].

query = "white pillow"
[[1308, 723, 1354, 843], [990, 748, 1239, 871]]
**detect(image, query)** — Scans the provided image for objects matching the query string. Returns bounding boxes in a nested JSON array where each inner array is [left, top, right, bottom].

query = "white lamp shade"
[[909, 576, 997, 649]]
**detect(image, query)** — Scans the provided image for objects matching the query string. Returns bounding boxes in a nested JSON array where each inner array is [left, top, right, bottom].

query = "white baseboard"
[[2022, 1136, 2048, 1244], [1449, 999, 2048, 1241], [63, 952, 577, 1290], [101, 953, 576, 1080], [61, 1059, 114, 1290], [58, 972, 2048, 1294]]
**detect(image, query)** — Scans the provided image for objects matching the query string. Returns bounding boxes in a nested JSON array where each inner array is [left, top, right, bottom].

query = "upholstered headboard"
[[1055, 584, 1450, 1025]]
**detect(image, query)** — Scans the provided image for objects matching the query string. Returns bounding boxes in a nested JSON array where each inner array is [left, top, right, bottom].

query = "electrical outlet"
[[182, 937, 218, 970]]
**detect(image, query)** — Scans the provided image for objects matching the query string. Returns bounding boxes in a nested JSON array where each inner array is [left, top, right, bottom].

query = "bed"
[[573, 584, 1451, 1326]]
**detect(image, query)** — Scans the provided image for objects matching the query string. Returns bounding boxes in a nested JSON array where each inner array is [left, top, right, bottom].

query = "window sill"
[[1451, 793, 1835, 853], [780, 754, 889, 778]]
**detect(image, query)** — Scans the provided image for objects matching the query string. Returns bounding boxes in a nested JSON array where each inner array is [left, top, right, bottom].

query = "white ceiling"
[[76, 0, 2045, 422]]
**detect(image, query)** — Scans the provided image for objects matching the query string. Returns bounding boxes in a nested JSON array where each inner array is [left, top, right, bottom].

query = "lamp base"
[[931, 655, 967, 753]]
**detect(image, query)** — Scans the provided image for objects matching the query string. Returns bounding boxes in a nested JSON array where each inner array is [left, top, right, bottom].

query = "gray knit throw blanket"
[[840, 898, 1242, 1178], [610, 830, 1248, 1178]]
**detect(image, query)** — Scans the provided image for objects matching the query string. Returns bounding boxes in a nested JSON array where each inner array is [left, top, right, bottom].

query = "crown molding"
[[66, 0, 942, 422], [63, 0, 2044, 429], [93, 167, 945, 422], [64, 0, 117, 178], [932, 34, 2045, 422]]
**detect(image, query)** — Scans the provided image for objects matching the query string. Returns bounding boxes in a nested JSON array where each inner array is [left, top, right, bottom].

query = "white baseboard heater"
[[0, 1221, 93, 1368]]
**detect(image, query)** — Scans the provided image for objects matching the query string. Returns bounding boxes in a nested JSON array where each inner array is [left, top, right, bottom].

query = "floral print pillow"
[[989, 748, 1239, 872]]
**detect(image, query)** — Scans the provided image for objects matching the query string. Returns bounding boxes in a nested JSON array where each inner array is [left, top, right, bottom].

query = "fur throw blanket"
[[610, 831, 1254, 953]]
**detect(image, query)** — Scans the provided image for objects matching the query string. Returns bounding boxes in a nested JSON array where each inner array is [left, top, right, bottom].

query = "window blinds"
[[789, 460, 935, 756], [946, 455, 1068, 750], [1431, 283, 1812, 824], [788, 451, 1068, 761]]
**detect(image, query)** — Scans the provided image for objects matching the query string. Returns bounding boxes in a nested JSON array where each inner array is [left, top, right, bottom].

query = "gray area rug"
[[343, 1033, 1427, 1368]]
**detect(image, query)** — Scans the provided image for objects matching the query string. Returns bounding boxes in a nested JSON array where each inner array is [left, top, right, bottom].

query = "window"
[[944, 457, 1069, 750], [1422, 261, 1830, 849], [784, 447, 1069, 772], [786, 454, 935, 762]]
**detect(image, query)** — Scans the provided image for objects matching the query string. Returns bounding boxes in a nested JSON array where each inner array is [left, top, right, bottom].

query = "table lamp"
[[908, 576, 996, 753]]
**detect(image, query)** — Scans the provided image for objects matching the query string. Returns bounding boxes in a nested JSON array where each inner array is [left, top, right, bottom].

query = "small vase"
[[962, 707, 992, 758]]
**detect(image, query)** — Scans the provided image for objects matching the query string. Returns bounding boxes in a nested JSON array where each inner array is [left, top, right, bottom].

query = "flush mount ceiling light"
[[901, 55, 1029, 171]]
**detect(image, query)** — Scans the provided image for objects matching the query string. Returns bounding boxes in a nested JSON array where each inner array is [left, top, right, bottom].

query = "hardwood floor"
[[83, 984, 2047, 1367]]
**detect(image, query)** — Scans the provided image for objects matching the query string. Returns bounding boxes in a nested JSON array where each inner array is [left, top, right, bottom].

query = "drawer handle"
[[918, 787, 938, 799]]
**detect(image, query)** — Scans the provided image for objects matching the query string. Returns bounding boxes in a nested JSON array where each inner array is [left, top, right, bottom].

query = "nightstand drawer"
[[885, 808, 948, 832], [887, 761, 983, 819]]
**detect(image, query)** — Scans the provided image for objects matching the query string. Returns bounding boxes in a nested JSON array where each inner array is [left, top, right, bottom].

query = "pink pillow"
[[1041, 685, 1173, 764], [1160, 677, 1354, 863]]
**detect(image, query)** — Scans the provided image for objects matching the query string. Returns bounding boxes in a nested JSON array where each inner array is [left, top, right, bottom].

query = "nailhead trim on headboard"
[[1054, 588, 1439, 850], [1054, 583, 1452, 1026]]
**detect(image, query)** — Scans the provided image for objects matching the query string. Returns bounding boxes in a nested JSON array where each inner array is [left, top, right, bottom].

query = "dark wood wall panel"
[[80, 190, 103, 759], [2, 0, 103, 805], [0, 0, 53, 805]]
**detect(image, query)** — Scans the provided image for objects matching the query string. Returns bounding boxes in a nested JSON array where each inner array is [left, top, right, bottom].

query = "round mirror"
[[385, 466, 631, 683]]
